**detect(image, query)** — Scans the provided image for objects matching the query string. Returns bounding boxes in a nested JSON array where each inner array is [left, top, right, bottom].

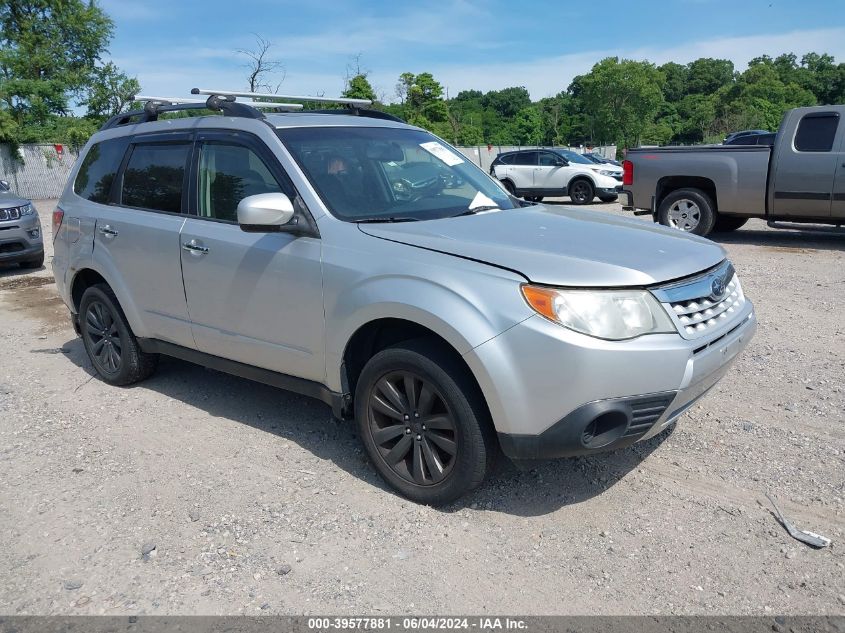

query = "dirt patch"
[[0, 275, 55, 290]]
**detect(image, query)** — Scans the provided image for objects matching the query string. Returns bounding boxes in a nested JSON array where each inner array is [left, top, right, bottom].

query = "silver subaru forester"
[[51, 91, 756, 504]]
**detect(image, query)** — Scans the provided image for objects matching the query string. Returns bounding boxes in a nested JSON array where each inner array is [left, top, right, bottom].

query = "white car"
[[491, 149, 622, 204]]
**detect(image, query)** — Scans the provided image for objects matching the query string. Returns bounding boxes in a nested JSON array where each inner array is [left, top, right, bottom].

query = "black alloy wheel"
[[366, 370, 458, 486], [84, 298, 123, 376]]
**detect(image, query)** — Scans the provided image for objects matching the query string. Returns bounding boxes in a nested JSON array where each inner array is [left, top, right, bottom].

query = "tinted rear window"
[[120, 143, 191, 213], [513, 152, 538, 166], [74, 137, 129, 203], [794, 113, 839, 152]]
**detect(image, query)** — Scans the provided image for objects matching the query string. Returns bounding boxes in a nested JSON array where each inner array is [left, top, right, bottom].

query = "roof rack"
[[190, 88, 373, 107], [100, 89, 403, 131]]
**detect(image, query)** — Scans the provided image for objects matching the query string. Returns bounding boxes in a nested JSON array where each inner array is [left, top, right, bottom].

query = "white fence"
[[0, 144, 80, 200], [1, 142, 618, 201]]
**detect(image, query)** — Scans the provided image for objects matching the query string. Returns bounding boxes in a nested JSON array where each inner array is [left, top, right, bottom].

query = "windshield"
[[277, 126, 518, 221]]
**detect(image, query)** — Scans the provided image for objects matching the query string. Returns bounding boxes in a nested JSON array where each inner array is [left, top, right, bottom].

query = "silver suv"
[[0, 179, 44, 269], [52, 90, 756, 504]]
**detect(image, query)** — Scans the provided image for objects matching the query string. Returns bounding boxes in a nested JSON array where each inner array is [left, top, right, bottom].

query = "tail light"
[[52, 207, 64, 242], [622, 160, 633, 186]]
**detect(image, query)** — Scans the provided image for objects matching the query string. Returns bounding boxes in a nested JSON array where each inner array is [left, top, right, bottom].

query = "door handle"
[[182, 239, 209, 254], [98, 225, 118, 237]]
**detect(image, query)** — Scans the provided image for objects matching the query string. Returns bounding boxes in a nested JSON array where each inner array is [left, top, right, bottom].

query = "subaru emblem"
[[711, 276, 726, 298]]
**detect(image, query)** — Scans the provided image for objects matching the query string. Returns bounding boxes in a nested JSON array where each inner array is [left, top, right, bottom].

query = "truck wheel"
[[713, 216, 748, 232], [658, 188, 716, 236], [79, 284, 158, 386], [355, 339, 496, 505], [598, 195, 618, 203], [568, 179, 594, 205]]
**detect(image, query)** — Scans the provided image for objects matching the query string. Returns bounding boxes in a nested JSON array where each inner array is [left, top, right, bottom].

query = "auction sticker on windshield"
[[420, 141, 465, 166]]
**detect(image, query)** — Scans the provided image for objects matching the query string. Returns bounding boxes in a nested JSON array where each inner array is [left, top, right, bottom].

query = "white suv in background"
[[492, 149, 622, 204]]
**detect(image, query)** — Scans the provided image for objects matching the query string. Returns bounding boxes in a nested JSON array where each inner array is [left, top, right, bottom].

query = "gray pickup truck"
[[622, 105, 845, 236]]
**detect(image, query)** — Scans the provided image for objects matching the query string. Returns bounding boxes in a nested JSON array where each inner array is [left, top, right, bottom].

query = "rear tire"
[[657, 188, 716, 236], [568, 179, 594, 205], [79, 284, 158, 386], [500, 179, 515, 195], [355, 339, 496, 505], [713, 216, 748, 233], [598, 195, 618, 203]]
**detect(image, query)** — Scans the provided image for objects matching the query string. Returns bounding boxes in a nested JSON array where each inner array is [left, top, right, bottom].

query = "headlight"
[[20, 203, 35, 215], [598, 170, 617, 177], [521, 285, 676, 340]]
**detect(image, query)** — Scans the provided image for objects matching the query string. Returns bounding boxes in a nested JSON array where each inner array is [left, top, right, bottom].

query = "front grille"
[[669, 274, 745, 337], [0, 207, 22, 221], [623, 393, 676, 439], [652, 261, 746, 340]]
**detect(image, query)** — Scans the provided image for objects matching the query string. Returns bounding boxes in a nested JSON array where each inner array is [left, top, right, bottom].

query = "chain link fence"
[[0, 144, 80, 200]]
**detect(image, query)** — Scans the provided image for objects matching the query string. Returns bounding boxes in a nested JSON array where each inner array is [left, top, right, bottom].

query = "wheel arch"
[[656, 176, 718, 212], [68, 265, 147, 337]]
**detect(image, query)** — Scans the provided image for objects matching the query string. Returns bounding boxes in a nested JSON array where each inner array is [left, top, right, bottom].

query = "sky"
[[99, 0, 845, 102]]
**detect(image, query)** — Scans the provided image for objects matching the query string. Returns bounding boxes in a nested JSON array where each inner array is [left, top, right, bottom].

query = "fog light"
[[28, 228, 40, 239]]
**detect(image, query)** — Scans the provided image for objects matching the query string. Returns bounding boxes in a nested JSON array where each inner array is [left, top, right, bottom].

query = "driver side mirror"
[[237, 193, 296, 233], [556, 158, 569, 167]]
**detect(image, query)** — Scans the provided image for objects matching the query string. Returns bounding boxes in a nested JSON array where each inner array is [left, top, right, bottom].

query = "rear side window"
[[74, 137, 129, 203], [794, 113, 840, 152], [120, 143, 191, 213], [498, 154, 515, 165], [514, 151, 538, 166]]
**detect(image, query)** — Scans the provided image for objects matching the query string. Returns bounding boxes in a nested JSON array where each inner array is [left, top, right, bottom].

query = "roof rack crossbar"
[[136, 95, 303, 110], [191, 87, 372, 107]]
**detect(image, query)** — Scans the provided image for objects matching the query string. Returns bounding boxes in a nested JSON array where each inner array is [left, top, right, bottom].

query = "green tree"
[[342, 74, 377, 102], [686, 58, 735, 94], [659, 62, 688, 103], [510, 107, 543, 145], [481, 87, 531, 119], [578, 57, 665, 148], [0, 0, 139, 144]]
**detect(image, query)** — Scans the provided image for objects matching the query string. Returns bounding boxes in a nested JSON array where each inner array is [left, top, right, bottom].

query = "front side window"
[[278, 127, 519, 222], [538, 152, 562, 166], [74, 137, 129, 203], [794, 113, 839, 152], [197, 143, 285, 222], [120, 143, 190, 213]]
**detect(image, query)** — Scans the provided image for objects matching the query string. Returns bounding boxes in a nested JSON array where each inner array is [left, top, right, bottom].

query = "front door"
[[179, 132, 325, 383], [772, 111, 840, 218]]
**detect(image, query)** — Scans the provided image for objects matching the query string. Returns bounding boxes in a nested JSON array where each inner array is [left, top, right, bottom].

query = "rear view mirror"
[[366, 142, 404, 162], [237, 193, 295, 233]]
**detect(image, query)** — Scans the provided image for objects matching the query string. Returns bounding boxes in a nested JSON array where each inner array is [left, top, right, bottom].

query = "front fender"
[[323, 265, 532, 393]]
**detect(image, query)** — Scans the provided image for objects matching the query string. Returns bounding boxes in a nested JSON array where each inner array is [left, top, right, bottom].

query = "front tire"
[[657, 188, 716, 236], [568, 179, 594, 205], [354, 339, 496, 505], [79, 284, 158, 386]]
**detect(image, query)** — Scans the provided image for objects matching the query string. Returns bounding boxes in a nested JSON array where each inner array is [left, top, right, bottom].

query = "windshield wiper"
[[451, 205, 500, 218], [355, 216, 420, 224]]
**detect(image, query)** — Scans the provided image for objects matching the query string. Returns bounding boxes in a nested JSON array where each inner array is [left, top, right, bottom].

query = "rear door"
[[509, 151, 538, 190], [92, 133, 194, 347], [179, 130, 325, 382], [771, 110, 840, 218]]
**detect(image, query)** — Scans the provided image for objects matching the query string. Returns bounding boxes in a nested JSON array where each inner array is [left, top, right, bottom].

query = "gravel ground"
[[0, 199, 843, 616]]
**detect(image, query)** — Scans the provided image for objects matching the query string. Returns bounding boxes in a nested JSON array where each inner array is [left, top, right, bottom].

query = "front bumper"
[[0, 213, 44, 263], [465, 300, 756, 460]]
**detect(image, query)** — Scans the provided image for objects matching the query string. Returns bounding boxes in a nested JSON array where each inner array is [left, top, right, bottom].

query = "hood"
[[358, 205, 725, 287], [0, 190, 30, 209]]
